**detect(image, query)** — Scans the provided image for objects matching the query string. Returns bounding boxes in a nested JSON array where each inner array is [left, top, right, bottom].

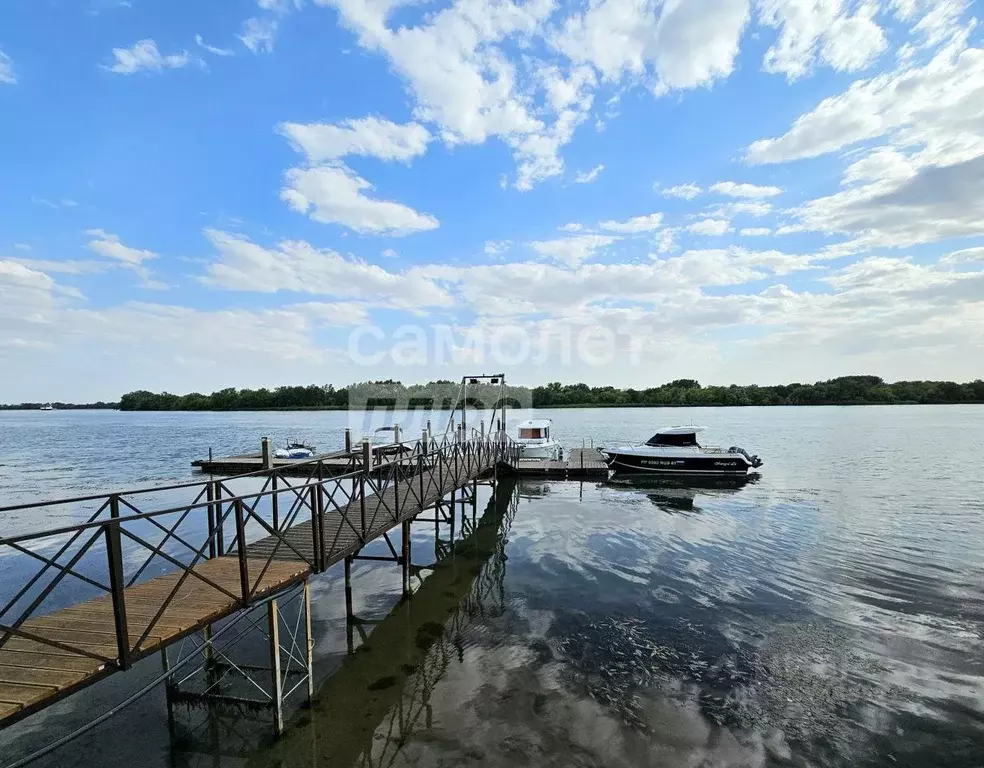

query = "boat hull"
[[518, 442, 562, 460], [602, 450, 751, 475]]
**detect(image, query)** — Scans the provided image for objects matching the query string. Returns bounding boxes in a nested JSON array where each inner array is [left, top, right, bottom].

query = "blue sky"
[[1, 0, 983, 401]]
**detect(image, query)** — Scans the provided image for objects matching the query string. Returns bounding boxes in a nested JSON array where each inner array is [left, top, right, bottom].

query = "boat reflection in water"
[[604, 472, 760, 513]]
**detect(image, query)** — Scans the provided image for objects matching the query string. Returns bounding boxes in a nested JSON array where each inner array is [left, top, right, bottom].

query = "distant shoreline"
[[4, 375, 983, 411], [3, 401, 984, 412]]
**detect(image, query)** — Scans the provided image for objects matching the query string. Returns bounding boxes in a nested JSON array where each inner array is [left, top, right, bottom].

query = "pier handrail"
[[0, 431, 519, 694]]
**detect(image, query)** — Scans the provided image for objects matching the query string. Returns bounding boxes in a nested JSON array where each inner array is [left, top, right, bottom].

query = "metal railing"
[[0, 428, 520, 682]]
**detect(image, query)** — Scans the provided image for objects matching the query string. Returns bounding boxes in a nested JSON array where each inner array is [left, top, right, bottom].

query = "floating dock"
[[194, 444, 611, 479], [505, 447, 609, 478]]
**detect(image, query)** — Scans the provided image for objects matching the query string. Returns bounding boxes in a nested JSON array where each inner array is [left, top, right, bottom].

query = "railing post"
[[206, 481, 216, 559], [106, 495, 131, 669], [234, 498, 250, 603], [271, 473, 280, 533], [420, 430, 427, 502], [361, 440, 371, 538], [310, 483, 321, 571], [393, 449, 401, 523], [316, 464, 325, 570], [214, 481, 225, 555]]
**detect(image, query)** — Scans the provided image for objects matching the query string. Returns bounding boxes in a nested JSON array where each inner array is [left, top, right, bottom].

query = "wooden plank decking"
[[510, 447, 609, 478], [247, 455, 497, 565], [0, 557, 309, 724]]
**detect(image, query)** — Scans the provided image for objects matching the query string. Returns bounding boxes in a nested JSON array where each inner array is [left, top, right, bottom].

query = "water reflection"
[[166, 478, 519, 768], [605, 474, 760, 513]]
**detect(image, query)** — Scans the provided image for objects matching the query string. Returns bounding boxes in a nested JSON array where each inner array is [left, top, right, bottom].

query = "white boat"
[[601, 426, 762, 475], [40, 403, 54, 411], [515, 419, 563, 461], [273, 440, 315, 459]]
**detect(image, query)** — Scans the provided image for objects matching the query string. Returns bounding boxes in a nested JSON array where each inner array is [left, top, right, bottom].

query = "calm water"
[[1, 407, 983, 767]]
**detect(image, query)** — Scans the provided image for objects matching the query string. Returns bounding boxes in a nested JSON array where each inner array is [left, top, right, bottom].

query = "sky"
[[1, 0, 983, 402]]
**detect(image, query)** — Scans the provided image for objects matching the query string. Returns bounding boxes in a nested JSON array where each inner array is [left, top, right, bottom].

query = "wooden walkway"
[[0, 449, 500, 727], [246, 458, 493, 565], [0, 558, 308, 723]]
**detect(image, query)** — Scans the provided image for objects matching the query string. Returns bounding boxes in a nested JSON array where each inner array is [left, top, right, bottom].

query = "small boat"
[[359, 426, 412, 457], [515, 418, 563, 461], [40, 403, 54, 411], [601, 426, 762, 475], [273, 440, 315, 460]]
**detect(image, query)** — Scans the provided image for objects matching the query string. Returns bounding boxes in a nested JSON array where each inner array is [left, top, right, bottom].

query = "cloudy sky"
[[1, 0, 983, 401]]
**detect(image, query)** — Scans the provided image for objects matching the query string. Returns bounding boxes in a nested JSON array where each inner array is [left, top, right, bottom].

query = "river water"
[[0, 406, 982, 767]]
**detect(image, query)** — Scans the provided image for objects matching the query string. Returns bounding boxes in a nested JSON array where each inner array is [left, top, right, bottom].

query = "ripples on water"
[[1, 407, 983, 767]]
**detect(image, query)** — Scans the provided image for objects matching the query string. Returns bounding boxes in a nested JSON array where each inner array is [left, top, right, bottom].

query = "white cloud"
[[740, 227, 772, 236], [281, 164, 439, 235], [202, 229, 452, 308], [105, 40, 189, 74], [258, 0, 304, 11], [661, 182, 702, 200], [759, 0, 888, 81], [8, 258, 115, 275], [710, 181, 782, 198], [654, 228, 679, 253], [324, 0, 575, 189], [574, 164, 605, 184], [84, 229, 167, 288], [712, 200, 773, 217], [0, 49, 16, 84], [239, 18, 278, 53], [32, 197, 79, 210], [598, 213, 663, 233], [85, 229, 157, 265], [746, 26, 983, 164], [278, 118, 432, 164], [381, 248, 399, 259], [552, 0, 751, 91], [530, 234, 619, 267], [196, 34, 235, 57], [687, 218, 733, 236], [560, 222, 583, 232], [484, 240, 512, 255], [941, 246, 984, 265]]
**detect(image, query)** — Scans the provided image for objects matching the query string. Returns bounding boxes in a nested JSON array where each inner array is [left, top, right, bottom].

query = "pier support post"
[[303, 582, 314, 703], [401, 519, 411, 598], [268, 598, 284, 737], [262, 437, 273, 470], [344, 556, 354, 654], [426, 419, 432, 439], [394, 424, 402, 445], [344, 428, 352, 454], [161, 646, 175, 738]]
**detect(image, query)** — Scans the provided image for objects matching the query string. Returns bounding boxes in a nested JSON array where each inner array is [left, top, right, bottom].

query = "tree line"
[[111, 375, 984, 411]]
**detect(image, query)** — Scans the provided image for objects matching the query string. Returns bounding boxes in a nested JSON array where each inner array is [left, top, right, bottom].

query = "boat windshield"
[[519, 427, 547, 439], [645, 431, 699, 447]]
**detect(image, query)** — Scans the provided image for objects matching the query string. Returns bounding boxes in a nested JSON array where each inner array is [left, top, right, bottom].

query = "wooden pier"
[[0, 430, 516, 730], [508, 447, 609, 478]]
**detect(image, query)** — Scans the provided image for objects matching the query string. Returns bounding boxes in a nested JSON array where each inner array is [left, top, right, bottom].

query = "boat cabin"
[[517, 419, 552, 440], [644, 426, 706, 447]]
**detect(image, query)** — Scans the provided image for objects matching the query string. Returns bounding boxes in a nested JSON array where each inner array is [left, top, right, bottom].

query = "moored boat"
[[601, 426, 762, 475], [515, 418, 563, 461], [273, 440, 315, 459]]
